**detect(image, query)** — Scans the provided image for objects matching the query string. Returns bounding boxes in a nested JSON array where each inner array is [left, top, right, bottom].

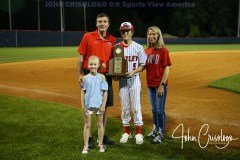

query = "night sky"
[[0, 0, 239, 37]]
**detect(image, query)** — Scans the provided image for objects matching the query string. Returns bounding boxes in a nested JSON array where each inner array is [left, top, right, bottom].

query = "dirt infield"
[[0, 50, 240, 147]]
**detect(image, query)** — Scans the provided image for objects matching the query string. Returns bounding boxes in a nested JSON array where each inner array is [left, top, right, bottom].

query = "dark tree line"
[[0, 0, 239, 37]]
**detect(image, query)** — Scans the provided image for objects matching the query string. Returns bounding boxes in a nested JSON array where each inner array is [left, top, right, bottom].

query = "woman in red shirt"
[[145, 26, 172, 144]]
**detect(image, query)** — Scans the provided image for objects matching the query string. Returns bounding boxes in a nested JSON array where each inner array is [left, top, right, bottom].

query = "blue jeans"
[[148, 85, 167, 133]]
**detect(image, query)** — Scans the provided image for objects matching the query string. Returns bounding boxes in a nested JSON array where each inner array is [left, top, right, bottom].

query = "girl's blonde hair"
[[88, 55, 100, 65], [146, 26, 165, 49]]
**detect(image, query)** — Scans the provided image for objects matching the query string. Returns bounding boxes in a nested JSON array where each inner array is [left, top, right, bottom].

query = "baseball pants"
[[119, 75, 143, 126]]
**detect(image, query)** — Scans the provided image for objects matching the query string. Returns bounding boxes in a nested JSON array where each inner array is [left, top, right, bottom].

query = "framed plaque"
[[106, 45, 127, 76]]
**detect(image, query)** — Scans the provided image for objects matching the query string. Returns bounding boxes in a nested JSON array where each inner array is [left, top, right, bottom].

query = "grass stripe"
[[0, 45, 240, 64], [0, 47, 77, 64], [166, 44, 240, 52], [208, 74, 240, 94]]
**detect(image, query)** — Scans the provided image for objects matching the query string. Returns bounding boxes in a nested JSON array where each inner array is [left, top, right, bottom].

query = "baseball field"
[[0, 44, 240, 159]]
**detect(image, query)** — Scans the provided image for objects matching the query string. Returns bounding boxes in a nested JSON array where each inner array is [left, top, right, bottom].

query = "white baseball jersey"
[[118, 41, 147, 126], [122, 41, 147, 75]]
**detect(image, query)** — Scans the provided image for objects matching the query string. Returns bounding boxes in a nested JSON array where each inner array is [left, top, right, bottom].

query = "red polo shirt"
[[77, 30, 116, 74], [145, 47, 172, 87]]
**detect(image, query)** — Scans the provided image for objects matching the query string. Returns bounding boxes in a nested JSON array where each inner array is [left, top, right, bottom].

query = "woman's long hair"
[[146, 26, 165, 49]]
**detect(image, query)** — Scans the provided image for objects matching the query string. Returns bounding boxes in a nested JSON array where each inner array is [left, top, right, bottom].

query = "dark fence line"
[[0, 31, 239, 47], [0, 31, 85, 47]]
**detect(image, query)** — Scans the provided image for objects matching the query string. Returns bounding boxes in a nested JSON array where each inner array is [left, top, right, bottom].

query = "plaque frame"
[[106, 45, 127, 76]]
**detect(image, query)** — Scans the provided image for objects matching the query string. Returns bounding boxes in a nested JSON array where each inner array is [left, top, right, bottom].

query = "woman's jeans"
[[148, 85, 167, 134]]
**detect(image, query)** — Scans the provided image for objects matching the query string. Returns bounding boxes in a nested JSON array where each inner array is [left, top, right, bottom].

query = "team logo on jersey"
[[147, 54, 160, 64], [107, 42, 113, 46]]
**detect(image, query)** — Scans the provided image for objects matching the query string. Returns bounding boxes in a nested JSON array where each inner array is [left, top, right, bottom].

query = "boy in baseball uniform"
[[117, 22, 147, 144]]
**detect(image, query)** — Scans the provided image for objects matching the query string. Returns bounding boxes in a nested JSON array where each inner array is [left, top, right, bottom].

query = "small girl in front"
[[81, 55, 108, 154]]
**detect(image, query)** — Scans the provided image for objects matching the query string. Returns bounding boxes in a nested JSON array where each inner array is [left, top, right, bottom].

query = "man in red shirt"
[[77, 13, 116, 147], [145, 26, 171, 144]]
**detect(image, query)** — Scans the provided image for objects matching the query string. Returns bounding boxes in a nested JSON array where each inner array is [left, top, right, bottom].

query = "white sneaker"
[[135, 134, 144, 144], [147, 130, 156, 137], [82, 145, 89, 154], [99, 144, 106, 153], [147, 125, 156, 137], [152, 134, 162, 144], [119, 133, 132, 143]]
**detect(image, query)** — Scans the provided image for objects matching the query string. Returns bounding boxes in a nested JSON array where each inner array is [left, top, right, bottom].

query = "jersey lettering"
[[125, 56, 138, 70], [125, 56, 138, 62]]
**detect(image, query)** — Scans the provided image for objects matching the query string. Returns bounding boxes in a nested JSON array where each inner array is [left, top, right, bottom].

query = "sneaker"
[[103, 135, 115, 145], [147, 130, 156, 138], [135, 134, 144, 144], [88, 137, 94, 149], [158, 129, 164, 141], [147, 125, 156, 138], [82, 145, 89, 154], [152, 134, 162, 144], [161, 135, 165, 141], [119, 133, 132, 143], [99, 145, 106, 153]]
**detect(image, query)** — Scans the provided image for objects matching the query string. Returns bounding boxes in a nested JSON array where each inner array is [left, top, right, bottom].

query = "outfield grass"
[[208, 74, 240, 94], [0, 44, 239, 64], [166, 44, 240, 52], [0, 47, 77, 64], [0, 94, 239, 160]]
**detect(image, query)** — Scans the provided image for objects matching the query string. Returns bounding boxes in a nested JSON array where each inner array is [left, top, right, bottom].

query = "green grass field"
[[208, 74, 240, 94], [0, 44, 239, 64], [0, 45, 240, 159], [0, 47, 76, 64], [166, 44, 240, 52], [1, 94, 239, 160]]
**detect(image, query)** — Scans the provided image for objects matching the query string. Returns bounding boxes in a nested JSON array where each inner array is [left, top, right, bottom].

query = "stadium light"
[[84, 3, 87, 31], [60, 0, 65, 31], [238, 0, 240, 37], [37, 0, 40, 31], [8, 0, 12, 30]]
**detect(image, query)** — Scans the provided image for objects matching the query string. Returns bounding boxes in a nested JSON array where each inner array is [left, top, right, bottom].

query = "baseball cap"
[[119, 22, 134, 30]]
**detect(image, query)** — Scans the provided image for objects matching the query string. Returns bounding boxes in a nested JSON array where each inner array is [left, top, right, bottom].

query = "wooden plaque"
[[106, 45, 127, 76]]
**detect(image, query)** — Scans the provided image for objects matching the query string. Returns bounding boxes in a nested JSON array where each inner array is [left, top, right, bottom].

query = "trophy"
[[107, 45, 127, 76]]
